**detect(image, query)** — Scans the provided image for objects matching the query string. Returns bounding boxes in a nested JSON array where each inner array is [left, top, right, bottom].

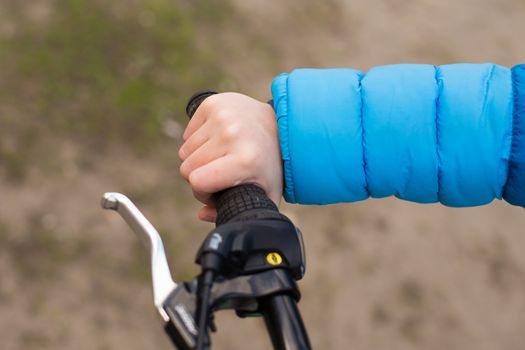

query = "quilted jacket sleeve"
[[271, 63, 525, 207]]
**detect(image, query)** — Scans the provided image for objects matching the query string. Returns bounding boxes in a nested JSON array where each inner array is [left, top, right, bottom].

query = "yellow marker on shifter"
[[266, 252, 283, 266]]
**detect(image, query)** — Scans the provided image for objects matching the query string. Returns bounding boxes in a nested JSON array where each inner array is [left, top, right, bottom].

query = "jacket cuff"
[[272, 73, 296, 203]]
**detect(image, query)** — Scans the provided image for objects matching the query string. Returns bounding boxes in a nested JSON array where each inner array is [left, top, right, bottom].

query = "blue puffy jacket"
[[271, 63, 525, 207]]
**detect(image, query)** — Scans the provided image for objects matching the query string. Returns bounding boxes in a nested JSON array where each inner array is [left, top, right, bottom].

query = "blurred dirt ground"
[[1, 0, 525, 349]]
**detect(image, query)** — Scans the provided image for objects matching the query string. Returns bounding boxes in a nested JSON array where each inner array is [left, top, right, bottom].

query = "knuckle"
[[188, 172, 205, 193], [212, 108, 230, 124], [222, 124, 240, 141], [238, 147, 258, 168], [194, 96, 220, 123], [178, 146, 187, 160], [197, 95, 217, 115], [179, 161, 191, 179]]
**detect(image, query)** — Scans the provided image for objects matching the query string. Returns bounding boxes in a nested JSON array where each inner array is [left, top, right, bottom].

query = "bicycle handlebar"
[[186, 91, 311, 350], [101, 92, 310, 350], [261, 294, 312, 350]]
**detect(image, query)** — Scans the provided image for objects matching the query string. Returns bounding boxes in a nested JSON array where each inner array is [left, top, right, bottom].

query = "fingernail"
[[203, 215, 215, 222]]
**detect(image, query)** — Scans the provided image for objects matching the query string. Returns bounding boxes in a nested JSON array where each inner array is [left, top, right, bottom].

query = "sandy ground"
[[2, 0, 525, 349]]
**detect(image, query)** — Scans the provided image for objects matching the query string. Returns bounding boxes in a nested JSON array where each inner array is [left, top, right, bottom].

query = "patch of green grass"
[[0, 0, 232, 156]]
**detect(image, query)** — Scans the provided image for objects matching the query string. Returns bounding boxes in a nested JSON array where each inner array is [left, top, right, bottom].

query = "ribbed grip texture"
[[215, 185, 278, 226]]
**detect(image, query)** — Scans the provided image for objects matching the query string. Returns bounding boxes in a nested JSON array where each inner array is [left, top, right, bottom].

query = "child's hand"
[[179, 92, 283, 222]]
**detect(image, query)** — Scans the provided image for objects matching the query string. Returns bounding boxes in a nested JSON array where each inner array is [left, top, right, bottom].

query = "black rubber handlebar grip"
[[185, 91, 279, 226], [185, 90, 218, 117]]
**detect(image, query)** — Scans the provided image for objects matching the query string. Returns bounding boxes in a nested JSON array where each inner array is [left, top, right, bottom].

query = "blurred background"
[[1, 0, 525, 349]]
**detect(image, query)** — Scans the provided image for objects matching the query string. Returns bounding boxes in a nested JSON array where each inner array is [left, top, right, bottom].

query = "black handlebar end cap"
[[186, 90, 218, 119]]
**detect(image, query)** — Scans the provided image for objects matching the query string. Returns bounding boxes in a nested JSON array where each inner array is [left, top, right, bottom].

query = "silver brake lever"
[[101, 192, 177, 322]]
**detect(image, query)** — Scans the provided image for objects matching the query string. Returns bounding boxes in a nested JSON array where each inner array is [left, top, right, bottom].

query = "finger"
[[192, 188, 213, 206], [198, 205, 217, 222], [179, 122, 211, 161], [180, 140, 226, 180], [188, 155, 245, 195], [183, 96, 214, 141]]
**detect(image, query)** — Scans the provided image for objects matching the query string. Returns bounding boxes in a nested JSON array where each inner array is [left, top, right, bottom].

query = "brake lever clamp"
[[196, 218, 306, 281], [160, 214, 307, 350]]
